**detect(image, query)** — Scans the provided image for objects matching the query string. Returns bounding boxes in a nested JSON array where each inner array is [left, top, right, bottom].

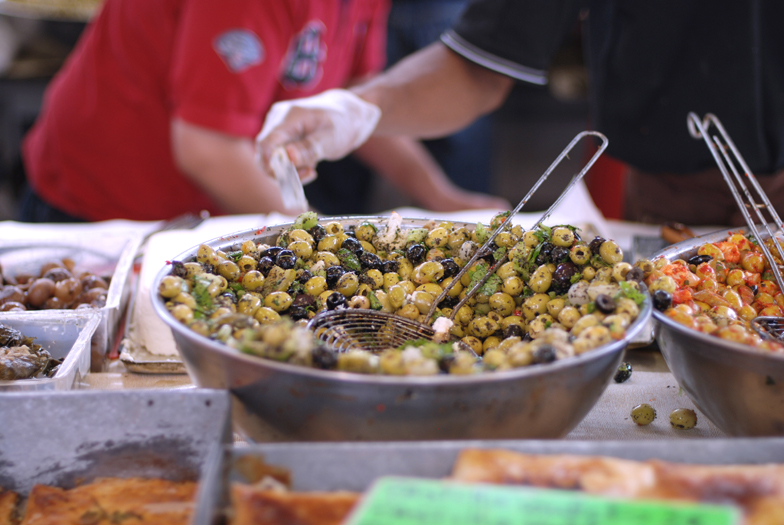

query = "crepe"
[[231, 483, 359, 525]]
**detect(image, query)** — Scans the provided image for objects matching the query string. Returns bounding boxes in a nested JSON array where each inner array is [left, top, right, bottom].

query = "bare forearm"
[[172, 119, 289, 214], [352, 42, 513, 139], [355, 136, 510, 212]]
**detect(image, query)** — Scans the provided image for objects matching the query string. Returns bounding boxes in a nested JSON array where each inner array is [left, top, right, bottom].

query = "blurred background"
[[0, 0, 618, 222]]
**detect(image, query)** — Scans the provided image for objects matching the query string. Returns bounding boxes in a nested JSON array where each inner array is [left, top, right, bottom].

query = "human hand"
[[256, 89, 381, 183]]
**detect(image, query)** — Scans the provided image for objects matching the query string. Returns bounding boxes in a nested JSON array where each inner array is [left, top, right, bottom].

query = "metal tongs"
[[308, 131, 608, 353], [688, 112, 784, 341]]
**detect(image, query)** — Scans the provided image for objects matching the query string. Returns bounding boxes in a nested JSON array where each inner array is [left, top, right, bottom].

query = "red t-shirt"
[[23, 0, 388, 221]]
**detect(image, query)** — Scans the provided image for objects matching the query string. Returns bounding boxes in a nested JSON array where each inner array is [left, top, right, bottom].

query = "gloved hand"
[[256, 89, 382, 184]]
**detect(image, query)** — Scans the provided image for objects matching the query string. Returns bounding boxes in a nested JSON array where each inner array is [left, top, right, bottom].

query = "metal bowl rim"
[[152, 218, 651, 386]]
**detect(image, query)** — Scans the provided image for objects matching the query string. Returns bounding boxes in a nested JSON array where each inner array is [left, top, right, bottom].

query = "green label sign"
[[346, 477, 740, 525]]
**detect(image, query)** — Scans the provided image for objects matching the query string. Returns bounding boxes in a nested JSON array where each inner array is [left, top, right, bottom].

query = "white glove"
[[256, 89, 382, 182]]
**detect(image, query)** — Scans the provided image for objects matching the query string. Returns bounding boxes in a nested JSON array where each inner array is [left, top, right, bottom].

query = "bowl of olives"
[[647, 227, 784, 436], [153, 213, 652, 441]]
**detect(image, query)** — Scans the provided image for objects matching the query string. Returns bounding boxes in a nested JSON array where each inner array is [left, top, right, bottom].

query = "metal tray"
[[0, 310, 100, 391], [0, 232, 143, 372], [0, 389, 231, 497], [193, 438, 784, 524]]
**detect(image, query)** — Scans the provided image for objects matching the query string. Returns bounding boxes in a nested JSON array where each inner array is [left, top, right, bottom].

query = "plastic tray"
[[0, 231, 142, 371], [0, 389, 231, 496], [193, 438, 784, 524], [0, 310, 100, 391]]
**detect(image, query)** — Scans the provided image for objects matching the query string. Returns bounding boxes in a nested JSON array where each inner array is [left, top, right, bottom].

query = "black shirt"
[[443, 0, 784, 175]]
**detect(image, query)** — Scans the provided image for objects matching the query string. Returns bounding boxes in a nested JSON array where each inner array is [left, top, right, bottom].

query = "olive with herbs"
[[535, 242, 554, 265], [614, 361, 633, 383], [326, 291, 347, 310], [588, 236, 606, 255], [550, 245, 569, 263], [297, 269, 312, 284], [257, 256, 274, 276], [260, 246, 283, 260], [406, 244, 426, 264], [275, 250, 297, 270], [325, 266, 346, 288], [308, 224, 327, 243], [382, 259, 399, 274], [359, 251, 383, 271], [440, 258, 460, 279], [341, 237, 363, 256]]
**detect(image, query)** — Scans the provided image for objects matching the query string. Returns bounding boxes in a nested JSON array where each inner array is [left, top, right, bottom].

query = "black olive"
[[260, 246, 283, 260], [550, 246, 569, 263], [288, 305, 309, 321], [438, 354, 455, 373], [297, 269, 312, 284], [441, 258, 460, 279], [406, 244, 426, 264], [292, 293, 316, 309], [477, 243, 497, 263], [535, 242, 554, 265], [359, 251, 383, 271], [170, 261, 187, 278], [589, 236, 606, 255], [341, 237, 363, 256], [308, 224, 327, 243], [257, 256, 274, 276], [614, 361, 633, 383], [551, 261, 578, 295], [215, 292, 237, 309], [275, 250, 297, 270], [438, 295, 459, 309], [532, 344, 557, 364], [382, 260, 399, 274], [325, 266, 345, 288], [637, 281, 648, 294], [326, 291, 347, 310], [625, 267, 645, 283], [344, 229, 357, 239], [503, 324, 524, 339], [595, 294, 616, 314], [688, 254, 713, 266], [312, 345, 338, 370], [749, 284, 759, 295], [652, 289, 672, 311]]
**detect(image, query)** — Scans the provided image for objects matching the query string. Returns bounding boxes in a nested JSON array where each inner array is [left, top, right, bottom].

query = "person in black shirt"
[[258, 0, 784, 226]]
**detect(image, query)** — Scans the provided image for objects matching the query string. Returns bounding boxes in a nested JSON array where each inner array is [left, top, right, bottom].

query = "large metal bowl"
[[652, 227, 784, 436], [152, 217, 652, 442]]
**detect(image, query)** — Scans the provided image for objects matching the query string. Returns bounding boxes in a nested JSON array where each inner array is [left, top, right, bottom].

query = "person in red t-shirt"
[[20, 0, 508, 222]]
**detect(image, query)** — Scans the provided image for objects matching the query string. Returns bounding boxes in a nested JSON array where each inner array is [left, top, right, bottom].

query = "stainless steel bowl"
[[152, 217, 652, 442], [653, 227, 784, 436]]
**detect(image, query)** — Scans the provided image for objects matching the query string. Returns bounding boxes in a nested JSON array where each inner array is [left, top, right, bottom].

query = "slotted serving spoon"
[[688, 113, 784, 343], [308, 131, 609, 353]]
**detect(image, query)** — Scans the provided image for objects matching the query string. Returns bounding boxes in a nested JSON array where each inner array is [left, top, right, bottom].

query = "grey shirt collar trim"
[[440, 29, 548, 85]]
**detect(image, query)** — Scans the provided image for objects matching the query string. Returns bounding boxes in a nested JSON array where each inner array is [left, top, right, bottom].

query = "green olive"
[[546, 297, 566, 318], [611, 262, 633, 283], [599, 240, 624, 265], [317, 235, 341, 253], [631, 403, 657, 425], [489, 292, 515, 316], [496, 261, 518, 280], [523, 230, 540, 248], [383, 272, 401, 291], [413, 261, 444, 284], [411, 290, 435, 314], [217, 260, 241, 281], [529, 265, 553, 293], [551, 227, 575, 247], [236, 255, 257, 273], [171, 303, 194, 324], [569, 244, 591, 265], [242, 271, 265, 292], [324, 221, 344, 235], [557, 306, 581, 329], [365, 269, 384, 289], [288, 240, 313, 259], [501, 276, 523, 296], [425, 227, 450, 249], [494, 231, 517, 248], [522, 293, 549, 320], [288, 228, 314, 244], [183, 262, 204, 278], [263, 292, 292, 312], [356, 222, 377, 242], [336, 272, 359, 296], [669, 408, 698, 429], [159, 275, 184, 299], [237, 293, 262, 316], [315, 251, 341, 267], [448, 227, 470, 251]]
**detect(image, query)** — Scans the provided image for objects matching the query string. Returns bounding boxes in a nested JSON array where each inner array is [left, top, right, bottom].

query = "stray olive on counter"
[[669, 408, 698, 429], [631, 403, 656, 425], [614, 361, 633, 383]]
